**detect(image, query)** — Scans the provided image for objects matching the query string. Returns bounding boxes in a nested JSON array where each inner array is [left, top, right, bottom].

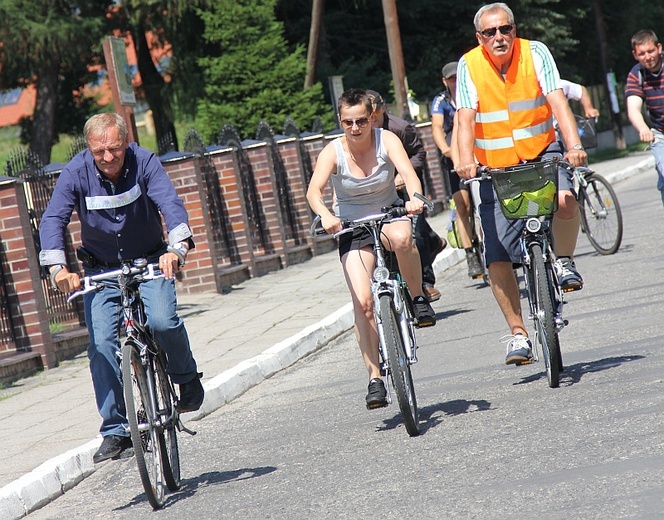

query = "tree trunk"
[[30, 61, 59, 166], [132, 20, 179, 151]]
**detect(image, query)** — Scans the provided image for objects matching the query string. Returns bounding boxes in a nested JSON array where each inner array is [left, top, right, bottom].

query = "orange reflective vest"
[[465, 38, 555, 167]]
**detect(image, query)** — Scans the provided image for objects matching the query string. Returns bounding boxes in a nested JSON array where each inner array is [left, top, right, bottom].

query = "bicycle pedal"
[[415, 319, 436, 328], [366, 401, 389, 410], [515, 359, 533, 366]]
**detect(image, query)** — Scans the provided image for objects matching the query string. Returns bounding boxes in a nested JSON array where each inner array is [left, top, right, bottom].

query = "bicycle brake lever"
[[413, 192, 434, 212]]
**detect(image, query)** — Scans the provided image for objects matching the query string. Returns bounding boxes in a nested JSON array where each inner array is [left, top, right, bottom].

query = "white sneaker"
[[555, 257, 583, 292], [502, 333, 533, 365]]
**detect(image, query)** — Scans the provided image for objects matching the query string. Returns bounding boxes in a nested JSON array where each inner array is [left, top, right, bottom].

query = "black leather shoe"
[[93, 435, 132, 463], [179, 373, 204, 413]]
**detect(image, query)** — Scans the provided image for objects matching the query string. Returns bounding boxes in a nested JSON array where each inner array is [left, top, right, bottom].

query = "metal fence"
[[183, 128, 240, 265], [218, 124, 270, 253]]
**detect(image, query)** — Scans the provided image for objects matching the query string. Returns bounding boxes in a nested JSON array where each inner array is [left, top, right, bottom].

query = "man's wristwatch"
[[49, 265, 65, 290], [571, 144, 584, 151], [168, 242, 189, 266]]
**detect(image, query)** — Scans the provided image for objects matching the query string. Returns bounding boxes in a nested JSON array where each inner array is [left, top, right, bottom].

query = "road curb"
[[601, 155, 654, 184]]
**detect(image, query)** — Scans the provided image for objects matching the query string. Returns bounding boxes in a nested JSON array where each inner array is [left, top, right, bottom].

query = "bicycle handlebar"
[[462, 158, 593, 185], [309, 193, 433, 238], [310, 206, 411, 238], [66, 261, 164, 303]]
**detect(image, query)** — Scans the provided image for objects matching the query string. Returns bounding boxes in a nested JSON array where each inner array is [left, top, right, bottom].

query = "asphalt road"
[[28, 170, 664, 519]]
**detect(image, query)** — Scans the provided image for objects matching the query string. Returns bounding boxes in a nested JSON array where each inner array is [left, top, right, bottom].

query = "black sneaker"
[[413, 296, 436, 327], [93, 435, 133, 464], [366, 378, 388, 409], [466, 250, 484, 279], [178, 373, 205, 413]]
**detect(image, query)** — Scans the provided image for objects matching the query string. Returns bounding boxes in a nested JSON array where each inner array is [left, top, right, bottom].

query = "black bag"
[[575, 115, 598, 150]]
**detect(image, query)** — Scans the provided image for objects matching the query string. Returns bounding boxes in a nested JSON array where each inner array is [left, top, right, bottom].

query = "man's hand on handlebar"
[[54, 268, 81, 293], [563, 148, 588, 168], [455, 163, 478, 180], [159, 251, 183, 280]]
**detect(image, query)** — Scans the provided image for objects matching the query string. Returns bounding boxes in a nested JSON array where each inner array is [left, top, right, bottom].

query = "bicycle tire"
[[154, 351, 180, 491], [530, 244, 561, 388], [379, 294, 419, 436], [121, 342, 166, 509], [579, 173, 623, 255]]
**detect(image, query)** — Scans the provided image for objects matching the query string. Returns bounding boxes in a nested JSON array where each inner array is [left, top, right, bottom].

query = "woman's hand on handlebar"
[[321, 213, 343, 235], [405, 197, 424, 216]]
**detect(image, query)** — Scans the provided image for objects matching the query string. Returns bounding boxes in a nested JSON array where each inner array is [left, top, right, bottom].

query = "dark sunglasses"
[[480, 24, 514, 38], [340, 117, 371, 129]]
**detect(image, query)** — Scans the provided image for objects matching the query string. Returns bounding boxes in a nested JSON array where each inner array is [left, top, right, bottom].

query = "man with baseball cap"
[[431, 62, 484, 279]]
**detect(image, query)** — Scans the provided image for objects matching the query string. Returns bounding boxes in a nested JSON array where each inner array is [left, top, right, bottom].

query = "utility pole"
[[304, 0, 325, 89], [591, 0, 626, 150], [381, 0, 409, 119]]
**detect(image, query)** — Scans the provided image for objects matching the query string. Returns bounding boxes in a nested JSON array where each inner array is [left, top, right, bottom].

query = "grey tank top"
[[331, 128, 400, 221]]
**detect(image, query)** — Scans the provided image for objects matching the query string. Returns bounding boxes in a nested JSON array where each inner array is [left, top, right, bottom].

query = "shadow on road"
[[115, 466, 277, 510], [377, 398, 493, 436], [514, 354, 645, 387]]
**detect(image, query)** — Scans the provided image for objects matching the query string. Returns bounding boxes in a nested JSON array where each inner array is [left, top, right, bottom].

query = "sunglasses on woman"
[[340, 117, 371, 129]]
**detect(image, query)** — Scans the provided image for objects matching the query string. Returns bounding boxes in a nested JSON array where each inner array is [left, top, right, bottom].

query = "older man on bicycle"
[[455, 2, 587, 365], [39, 113, 204, 464]]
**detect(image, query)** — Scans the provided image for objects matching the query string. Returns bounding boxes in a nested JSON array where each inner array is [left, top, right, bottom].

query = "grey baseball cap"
[[442, 61, 458, 79]]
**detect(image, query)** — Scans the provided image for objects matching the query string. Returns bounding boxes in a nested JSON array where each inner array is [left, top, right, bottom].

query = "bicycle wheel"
[[121, 342, 166, 509], [154, 350, 180, 491], [579, 173, 623, 255], [379, 294, 419, 436], [530, 244, 561, 388]]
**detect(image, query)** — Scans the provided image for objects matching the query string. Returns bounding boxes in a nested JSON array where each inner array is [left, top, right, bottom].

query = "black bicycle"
[[467, 159, 567, 388], [68, 260, 196, 508], [574, 166, 623, 255], [466, 182, 490, 284], [311, 196, 434, 436]]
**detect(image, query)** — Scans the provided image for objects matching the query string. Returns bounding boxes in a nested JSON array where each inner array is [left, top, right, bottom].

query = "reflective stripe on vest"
[[464, 38, 555, 167]]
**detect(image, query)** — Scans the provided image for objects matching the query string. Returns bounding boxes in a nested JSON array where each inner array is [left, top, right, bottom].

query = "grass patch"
[[1, 119, 194, 174], [588, 142, 649, 164]]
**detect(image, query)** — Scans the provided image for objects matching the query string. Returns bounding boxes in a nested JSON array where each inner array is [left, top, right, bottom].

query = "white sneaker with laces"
[[502, 333, 533, 365]]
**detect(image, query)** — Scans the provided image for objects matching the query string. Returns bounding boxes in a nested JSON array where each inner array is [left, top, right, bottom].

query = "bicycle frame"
[[518, 217, 566, 339], [363, 218, 418, 369]]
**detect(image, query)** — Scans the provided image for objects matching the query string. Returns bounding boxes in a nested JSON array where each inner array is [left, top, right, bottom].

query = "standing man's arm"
[[547, 89, 588, 167], [400, 123, 426, 177], [578, 86, 600, 119], [626, 95, 655, 143], [431, 113, 451, 158]]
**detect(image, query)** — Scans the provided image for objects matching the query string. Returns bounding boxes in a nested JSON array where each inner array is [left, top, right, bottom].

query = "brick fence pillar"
[[0, 177, 55, 367]]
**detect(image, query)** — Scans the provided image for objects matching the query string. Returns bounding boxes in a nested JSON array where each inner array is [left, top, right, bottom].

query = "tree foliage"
[[275, 0, 617, 105], [0, 0, 112, 163], [195, 0, 333, 142]]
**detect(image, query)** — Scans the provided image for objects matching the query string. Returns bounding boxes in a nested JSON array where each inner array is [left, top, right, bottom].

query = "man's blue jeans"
[[652, 129, 664, 206], [84, 272, 198, 437]]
